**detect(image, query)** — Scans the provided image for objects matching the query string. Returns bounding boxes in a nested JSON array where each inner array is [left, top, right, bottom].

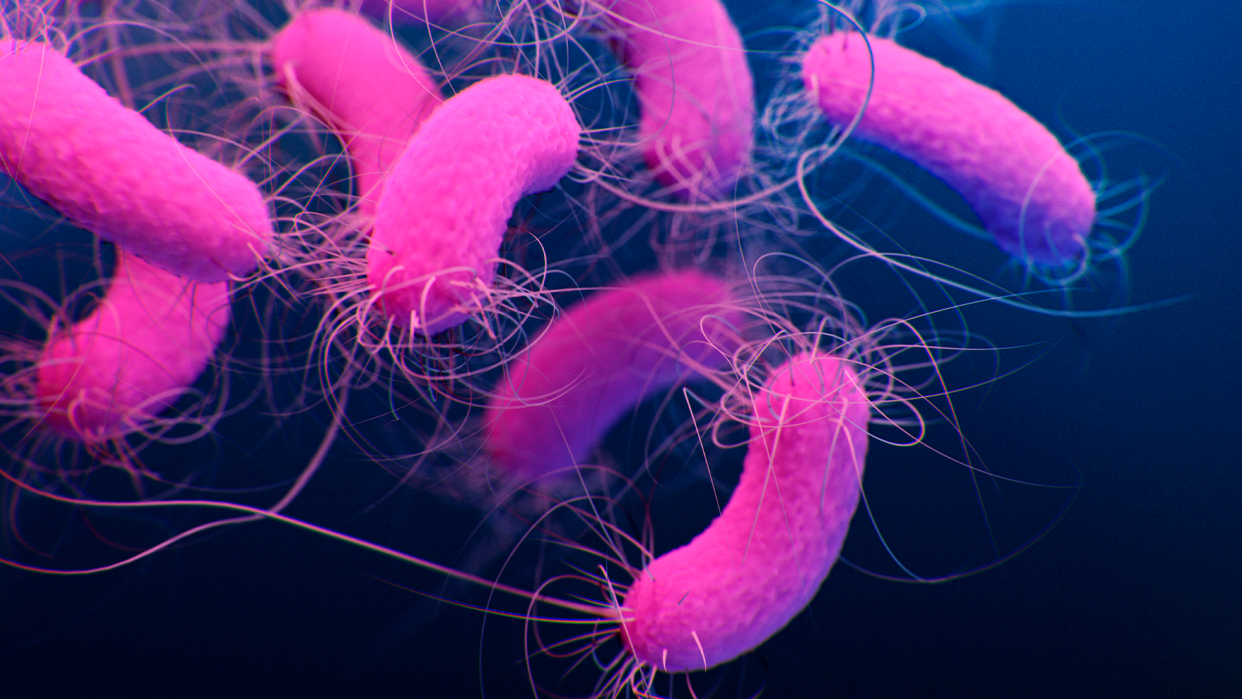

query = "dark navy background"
[[1, 1, 1238, 697]]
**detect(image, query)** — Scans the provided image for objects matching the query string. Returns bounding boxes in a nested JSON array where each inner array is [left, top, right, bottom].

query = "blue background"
[[1, 1, 1238, 697]]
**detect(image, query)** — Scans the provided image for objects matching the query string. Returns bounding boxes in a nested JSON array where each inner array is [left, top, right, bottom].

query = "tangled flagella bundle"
[[0, 1, 1157, 697]]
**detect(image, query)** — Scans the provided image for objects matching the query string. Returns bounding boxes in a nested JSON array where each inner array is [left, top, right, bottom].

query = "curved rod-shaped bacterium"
[[367, 73, 581, 336], [802, 31, 1095, 267], [271, 7, 443, 220], [0, 39, 274, 283], [482, 268, 743, 486], [35, 251, 232, 443], [619, 351, 870, 672], [598, 0, 755, 200]]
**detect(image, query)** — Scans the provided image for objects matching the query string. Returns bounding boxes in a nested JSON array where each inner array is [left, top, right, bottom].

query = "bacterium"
[[0, 1, 1159, 697]]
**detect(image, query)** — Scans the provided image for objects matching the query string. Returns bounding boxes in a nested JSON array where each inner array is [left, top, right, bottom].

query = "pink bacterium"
[[367, 73, 580, 336], [482, 268, 742, 486], [598, 0, 755, 200], [619, 351, 870, 672], [271, 7, 443, 220], [0, 4, 1155, 697], [802, 32, 1096, 267], [0, 39, 274, 283], [35, 250, 231, 442]]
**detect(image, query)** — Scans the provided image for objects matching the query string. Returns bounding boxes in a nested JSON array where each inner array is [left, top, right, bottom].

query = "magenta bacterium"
[[803, 31, 1096, 267], [367, 73, 581, 335], [0, 2, 1158, 697], [0, 39, 274, 283], [271, 7, 443, 220], [598, 0, 755, 200], [617, 351, 870, 672], [482, 268, 742, 486], [35, 251, 231, 442]]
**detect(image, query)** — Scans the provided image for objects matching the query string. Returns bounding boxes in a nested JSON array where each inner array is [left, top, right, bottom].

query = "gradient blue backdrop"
[[0, 1, 1237, 697]]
